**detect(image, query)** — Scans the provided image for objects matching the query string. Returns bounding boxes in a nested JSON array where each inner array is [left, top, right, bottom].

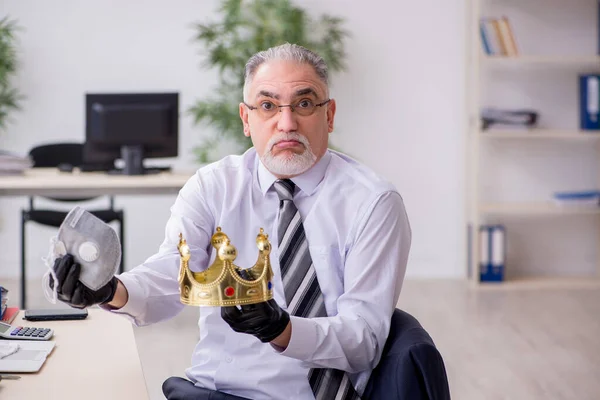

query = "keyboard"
[[79, 165, 172, 174]]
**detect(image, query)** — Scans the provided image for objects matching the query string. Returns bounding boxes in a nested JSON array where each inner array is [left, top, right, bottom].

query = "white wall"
[[0, 0, 467, 280]]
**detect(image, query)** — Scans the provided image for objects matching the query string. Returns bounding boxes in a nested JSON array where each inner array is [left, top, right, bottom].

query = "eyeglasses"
[[243, 98, 330, 118]]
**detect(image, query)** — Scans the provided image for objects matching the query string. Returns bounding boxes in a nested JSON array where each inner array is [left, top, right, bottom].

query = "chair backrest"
[[27, 142, 111, 205], [29, 142, 84, 168], [363, 309, 451, 400]]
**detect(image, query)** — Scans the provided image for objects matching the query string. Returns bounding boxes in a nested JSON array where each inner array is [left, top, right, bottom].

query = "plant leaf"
[[0, 16, 23, 132]]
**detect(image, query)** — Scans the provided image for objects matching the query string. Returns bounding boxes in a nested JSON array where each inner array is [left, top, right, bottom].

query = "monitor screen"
[[84, 92, 179, 174], [89, 103, 171, 145]]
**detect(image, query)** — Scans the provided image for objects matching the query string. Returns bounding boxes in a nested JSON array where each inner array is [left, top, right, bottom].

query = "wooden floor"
[[6, 278, 600, 400], [400, 280, 600, 400]]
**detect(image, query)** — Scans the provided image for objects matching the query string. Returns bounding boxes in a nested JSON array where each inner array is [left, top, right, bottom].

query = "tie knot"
[[274, 179, 296, 201]]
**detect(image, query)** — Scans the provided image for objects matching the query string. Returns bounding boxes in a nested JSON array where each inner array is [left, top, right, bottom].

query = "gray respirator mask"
[[43, 206, 121, 304]]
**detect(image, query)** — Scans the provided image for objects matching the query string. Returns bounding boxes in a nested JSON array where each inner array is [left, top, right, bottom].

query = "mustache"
[[266, 132, 309, 151]]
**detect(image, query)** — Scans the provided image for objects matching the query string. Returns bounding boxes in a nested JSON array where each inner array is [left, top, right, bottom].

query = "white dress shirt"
[[110, 148, 411, 400]]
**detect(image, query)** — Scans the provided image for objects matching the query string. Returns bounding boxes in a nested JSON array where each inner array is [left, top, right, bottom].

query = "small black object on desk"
[[57, 163, 74, 173]]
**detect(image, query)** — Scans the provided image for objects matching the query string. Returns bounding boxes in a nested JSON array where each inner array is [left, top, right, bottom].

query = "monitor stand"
[[105, 145, 171, 175], [121, 145, 144, 175]]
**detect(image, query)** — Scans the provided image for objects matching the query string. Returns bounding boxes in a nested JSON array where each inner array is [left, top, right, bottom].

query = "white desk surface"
[[0, 309, 149, 399], [0, 167, 195, 197]]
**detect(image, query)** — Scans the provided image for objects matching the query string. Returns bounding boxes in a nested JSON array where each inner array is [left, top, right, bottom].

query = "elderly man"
[[50, 43, 411, 400]]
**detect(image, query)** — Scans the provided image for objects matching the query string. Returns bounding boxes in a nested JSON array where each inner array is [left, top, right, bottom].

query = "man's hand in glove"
[[49, 254, 118, 309], [221, 267, 291, 344], [221, 298, 291, 344]]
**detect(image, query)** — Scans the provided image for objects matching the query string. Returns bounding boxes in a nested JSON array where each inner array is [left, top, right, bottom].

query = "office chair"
[[20, 142, 125, 309], [162, 308, 451, 400], [363, 309, 451, 400]]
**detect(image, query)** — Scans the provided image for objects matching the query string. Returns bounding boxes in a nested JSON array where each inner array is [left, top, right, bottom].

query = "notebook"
[[1, 307, 19, 324], [0, 340, 55, 373]]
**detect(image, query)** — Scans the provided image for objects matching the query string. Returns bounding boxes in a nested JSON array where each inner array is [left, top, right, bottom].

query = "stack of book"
[[1, 286, 6, 318], [479, 16, 519, 56], [0, 286, 19, 324], [0, 150, 33, 175], [553, 190, 600, 207]]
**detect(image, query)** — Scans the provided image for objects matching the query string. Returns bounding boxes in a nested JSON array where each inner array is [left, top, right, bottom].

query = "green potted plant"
[[190, 0, 349, 163], [0, 17, 23, 132]]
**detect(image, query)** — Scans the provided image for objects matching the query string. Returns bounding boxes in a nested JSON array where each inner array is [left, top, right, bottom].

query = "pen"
[[0, 374, 21, 380]]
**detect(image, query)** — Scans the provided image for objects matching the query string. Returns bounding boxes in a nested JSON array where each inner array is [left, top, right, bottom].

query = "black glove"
[[49, 254, 118, 309], [221, 298, 290, 343], [221, 268, 289, 343]]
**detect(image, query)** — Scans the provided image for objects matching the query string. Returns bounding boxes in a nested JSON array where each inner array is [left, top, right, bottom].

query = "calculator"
[[0, 321, 53, 340]]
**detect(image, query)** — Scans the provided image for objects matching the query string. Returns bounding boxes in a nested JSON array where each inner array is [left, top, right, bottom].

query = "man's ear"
[[240, 103, 251, 137], [326, 99, 336, 133]]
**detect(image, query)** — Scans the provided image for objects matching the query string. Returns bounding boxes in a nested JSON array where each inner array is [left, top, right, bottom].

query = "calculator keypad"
[[10, 326, 51, 338]]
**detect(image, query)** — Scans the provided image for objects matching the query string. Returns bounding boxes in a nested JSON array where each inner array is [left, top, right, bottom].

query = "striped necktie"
[[274, 179, 360, 400]]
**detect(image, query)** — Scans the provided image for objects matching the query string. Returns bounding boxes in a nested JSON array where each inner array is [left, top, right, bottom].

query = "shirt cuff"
[[100, 274, 146, 321], [275, 315, 317, 361]]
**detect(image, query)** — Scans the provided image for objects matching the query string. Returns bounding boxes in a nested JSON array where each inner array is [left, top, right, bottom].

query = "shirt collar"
[[257, 150, 331, 196]]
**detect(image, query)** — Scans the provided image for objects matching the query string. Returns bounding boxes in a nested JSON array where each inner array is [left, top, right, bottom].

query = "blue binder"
[[579, 75, 600, 130], [479, 225, 505, 282]]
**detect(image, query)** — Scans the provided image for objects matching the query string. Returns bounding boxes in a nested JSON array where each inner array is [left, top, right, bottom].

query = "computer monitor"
[[84, 92, 179, 175]]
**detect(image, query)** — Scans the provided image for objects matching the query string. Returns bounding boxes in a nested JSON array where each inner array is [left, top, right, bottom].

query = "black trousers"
[[162, 377, 251, 400]]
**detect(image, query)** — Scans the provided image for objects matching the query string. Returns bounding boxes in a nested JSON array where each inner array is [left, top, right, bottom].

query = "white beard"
[[260, 132, 317, 177]]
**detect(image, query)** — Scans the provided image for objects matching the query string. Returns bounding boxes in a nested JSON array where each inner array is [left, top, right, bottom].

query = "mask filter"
[[42, 206, 122, 303]]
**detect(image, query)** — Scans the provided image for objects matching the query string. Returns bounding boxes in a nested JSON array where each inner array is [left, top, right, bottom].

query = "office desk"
[[0, 167, 194, 198], [0, 309, 149, 399]]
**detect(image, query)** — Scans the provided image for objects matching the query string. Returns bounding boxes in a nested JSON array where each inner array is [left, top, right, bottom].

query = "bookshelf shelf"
[[480, 129, 600, 139], [467, 0, 600, 287], [483, 55, 600, 68], [479, 202, 600, 215], [474, 276, 600, 290]]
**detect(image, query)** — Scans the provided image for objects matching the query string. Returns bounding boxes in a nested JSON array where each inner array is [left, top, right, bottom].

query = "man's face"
[[239, 60, 336, 178]]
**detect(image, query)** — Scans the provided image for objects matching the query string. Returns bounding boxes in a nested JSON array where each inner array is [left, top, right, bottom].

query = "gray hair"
[[243, 43, 329, 101]]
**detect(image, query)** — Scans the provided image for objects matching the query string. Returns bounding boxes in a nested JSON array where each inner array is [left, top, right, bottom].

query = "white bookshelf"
[[466, 0, 600, 286]]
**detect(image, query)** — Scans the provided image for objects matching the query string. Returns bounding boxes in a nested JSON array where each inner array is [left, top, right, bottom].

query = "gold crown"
[[177, 227, 274, 307]]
